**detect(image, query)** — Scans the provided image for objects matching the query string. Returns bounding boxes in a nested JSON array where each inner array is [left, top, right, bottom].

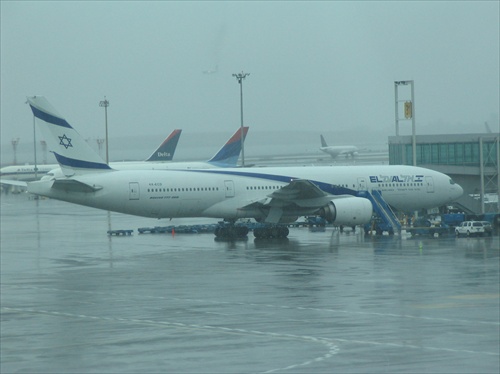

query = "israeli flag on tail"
[[27, 96, 111, 176]]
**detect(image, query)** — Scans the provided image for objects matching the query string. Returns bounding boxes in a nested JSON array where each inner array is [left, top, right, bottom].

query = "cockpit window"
[[449, 179, 456, 185]]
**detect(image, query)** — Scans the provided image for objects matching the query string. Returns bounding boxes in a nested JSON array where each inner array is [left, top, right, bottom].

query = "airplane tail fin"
[[145, 129, 182, 161], [27, 96, 112, 176], [320, 134, 328, 147], [207, 127, 249, 167]]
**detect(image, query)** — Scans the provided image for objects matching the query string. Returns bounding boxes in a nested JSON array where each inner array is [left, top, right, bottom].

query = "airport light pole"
[[24, 98, 39, 178], [40, 140, 47, 164], [11, 138, 19, 165], [32, 112, 38, 179], [99, 97, 110, 164], [232, 71, 249, 167], [394, 80, 416, 166]]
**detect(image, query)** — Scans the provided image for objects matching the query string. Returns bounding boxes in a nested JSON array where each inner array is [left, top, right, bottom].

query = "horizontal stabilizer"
[[52, 179, 103, 193], [0, 179, 28, 188]]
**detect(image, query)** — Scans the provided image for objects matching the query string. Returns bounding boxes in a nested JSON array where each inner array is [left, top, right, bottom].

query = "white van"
[[455, 221, 485, 237]]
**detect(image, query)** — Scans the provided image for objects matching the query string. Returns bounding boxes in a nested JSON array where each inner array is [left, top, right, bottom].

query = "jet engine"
[[318, 197, 373, 226]]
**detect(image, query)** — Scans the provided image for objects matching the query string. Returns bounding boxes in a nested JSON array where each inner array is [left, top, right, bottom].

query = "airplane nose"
[[455, 183, 464, 199]]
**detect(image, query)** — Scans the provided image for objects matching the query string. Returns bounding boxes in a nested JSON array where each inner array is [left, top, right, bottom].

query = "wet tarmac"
[[1, 192, 499, 373]]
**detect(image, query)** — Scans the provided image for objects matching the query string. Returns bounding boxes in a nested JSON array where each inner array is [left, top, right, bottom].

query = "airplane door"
[[129, 182, 140, 200], [357, 177, 367, 191], [224, 180, 235, 198], [425, 176, 434, 193]]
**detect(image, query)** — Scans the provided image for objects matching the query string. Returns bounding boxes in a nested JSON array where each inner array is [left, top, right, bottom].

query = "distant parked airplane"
[[319, 134, 359, 159]]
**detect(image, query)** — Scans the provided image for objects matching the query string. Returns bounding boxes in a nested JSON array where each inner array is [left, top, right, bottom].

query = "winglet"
[[207, 127, 249, 166], [145, 129, 182, 161], [27, 96, 111, 176]]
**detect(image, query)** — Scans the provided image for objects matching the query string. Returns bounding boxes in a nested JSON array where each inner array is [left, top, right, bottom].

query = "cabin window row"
[[376, 183, 423, 188], [147, 187, 219, 193], [246, 185, 282, 190]]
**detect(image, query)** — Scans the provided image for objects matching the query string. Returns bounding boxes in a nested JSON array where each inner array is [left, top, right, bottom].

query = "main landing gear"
[[214, 221, 290, 240], [214, 223, 249, 239], [253, 225, 289, 239]]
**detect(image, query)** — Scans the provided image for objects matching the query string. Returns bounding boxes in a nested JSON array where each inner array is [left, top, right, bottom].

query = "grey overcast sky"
[[1, 1, 499, 156]]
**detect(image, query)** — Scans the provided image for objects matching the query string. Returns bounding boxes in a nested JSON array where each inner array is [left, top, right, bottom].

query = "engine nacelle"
[[319, 197, 373, 226]]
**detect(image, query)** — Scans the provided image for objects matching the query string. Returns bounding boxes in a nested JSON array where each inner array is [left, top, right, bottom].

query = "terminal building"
[[388, 133, 499, 215]]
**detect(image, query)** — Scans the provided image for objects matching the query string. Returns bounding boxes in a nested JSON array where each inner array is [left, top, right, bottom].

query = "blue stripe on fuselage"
[[30, 105, 72, 128], [184, 169, 356, 196], [53, 152, 111, 170]]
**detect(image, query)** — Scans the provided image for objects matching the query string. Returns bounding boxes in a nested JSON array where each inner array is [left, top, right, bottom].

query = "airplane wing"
[[239, 179, 349, 223]]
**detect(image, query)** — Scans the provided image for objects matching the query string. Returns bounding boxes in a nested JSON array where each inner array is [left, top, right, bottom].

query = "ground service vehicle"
[[455, 221, 485, 237], [407, 218, 450, 238]]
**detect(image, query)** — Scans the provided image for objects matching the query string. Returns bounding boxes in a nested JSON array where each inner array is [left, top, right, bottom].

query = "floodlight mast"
[[99, 97, 110, 164], [394, 80, 416, 166], [232, 71, 250, 167], [25, 98, 38, 178]]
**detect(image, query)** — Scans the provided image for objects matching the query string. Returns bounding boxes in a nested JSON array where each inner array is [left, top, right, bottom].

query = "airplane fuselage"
[[0, 164, 57, 181], [7, 160, 232, 183], [28, 165, 463, 220]]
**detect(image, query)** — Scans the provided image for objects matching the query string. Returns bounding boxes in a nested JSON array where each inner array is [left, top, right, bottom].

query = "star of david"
[[58, 134, 73, 149]]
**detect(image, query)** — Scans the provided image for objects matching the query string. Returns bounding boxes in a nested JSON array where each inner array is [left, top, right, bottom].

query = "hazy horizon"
[[1, 1, 498, 165]]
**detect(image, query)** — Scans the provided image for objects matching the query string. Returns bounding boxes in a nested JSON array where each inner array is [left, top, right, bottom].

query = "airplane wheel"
[[215, 225, 248, 239], [281, 227, 289, 237], [237, 226, 249, 237], [253, 226, 289, 239]]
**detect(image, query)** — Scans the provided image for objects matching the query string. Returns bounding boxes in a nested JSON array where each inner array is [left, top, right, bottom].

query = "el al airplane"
[[319, 134, 359, 158], [21, 96, 463, 239], [0, 128, 182, 182]]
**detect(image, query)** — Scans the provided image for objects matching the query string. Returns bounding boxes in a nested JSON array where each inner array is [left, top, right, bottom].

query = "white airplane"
[[0, 129, 182, 182], [19, 96, 463, 239], [319, 134, 359, 159], [0, 164, 58, 182]]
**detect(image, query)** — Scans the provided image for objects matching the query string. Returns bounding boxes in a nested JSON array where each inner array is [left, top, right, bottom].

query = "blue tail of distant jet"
[[207, 127, 249, 167], [27, 96, 111, 176], [145, 129, 182, 161], [320, 134, 329, 148]]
